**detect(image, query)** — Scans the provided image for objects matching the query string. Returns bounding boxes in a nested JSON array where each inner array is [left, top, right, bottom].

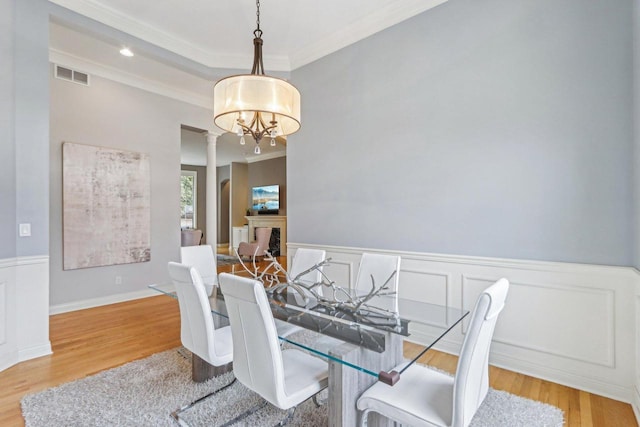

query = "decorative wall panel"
[[462, 275, 615, 367], [398, 269, 450, 306], [287, 242, 637, 403], [62, 142, 150, 270]]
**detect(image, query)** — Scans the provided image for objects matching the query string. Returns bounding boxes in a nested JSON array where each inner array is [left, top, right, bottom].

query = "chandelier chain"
[[256, 0, 261, 32]]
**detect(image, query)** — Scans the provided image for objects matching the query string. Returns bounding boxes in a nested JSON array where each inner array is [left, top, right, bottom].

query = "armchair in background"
[[181, 229, 202, 247], [235, 227, 272, 265]]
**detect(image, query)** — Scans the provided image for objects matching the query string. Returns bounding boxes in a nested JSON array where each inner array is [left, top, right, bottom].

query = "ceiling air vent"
[[55, 65, 90, 86]]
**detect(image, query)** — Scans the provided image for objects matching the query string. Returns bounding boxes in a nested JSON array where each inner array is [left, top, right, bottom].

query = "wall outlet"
[[115, 276, 122, 285], [19, 223, 31, 237]]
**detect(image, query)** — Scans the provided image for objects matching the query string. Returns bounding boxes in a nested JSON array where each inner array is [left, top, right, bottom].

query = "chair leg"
[[170, 377, 237, 426], [275, 407, 296, 426], [217, 400, 269, 427], [215, 400, 295, 427], [312, 393, 326, 407], [359, 409, 371, 427]]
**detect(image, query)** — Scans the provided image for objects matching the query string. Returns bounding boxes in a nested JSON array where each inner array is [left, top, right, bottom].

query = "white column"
[[206, 132, 220, 255]]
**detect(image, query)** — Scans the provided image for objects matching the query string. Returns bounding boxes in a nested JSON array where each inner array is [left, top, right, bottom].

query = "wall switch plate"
[[19, 223, 31, 237], [115, 276, 122, 285]]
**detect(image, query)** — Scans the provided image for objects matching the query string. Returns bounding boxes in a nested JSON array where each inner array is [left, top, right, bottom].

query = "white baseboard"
[[489, 350, 633, 404], [18, 342, 52, 361], [0, 350, 18, 373], [50, 288, 165, 315]]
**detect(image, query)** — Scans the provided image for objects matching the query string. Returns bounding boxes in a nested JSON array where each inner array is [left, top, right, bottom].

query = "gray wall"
[[50, 71, 212, 305], [289, 0, 634, 266], [0, 0, 49, 259], [0, 0, 17, 259], [248, 156, 287, 214], [634, 0, 640, 269], [181, 164, 207, 243]]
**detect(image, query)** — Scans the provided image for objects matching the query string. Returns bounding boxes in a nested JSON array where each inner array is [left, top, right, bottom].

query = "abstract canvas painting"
[[62, 142, 151, 270]]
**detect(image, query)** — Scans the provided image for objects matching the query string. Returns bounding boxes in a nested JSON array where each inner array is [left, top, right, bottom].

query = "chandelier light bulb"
[[254, 145, 261, 154], [239, 136, 246, 145], [236, 126, 244, 137]]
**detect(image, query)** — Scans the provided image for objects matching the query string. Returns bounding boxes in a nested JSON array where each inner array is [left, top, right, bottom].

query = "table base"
[[192, 354, 233, 382], [328, 333, 403, 426]]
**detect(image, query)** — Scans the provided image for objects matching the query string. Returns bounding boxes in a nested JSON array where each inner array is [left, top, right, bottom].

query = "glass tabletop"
[[149, 282, 468, 385]]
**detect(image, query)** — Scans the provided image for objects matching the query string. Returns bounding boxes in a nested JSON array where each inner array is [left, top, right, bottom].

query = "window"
[[180, 170, 197, 229]]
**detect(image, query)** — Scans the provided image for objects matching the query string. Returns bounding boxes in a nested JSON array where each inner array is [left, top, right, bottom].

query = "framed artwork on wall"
[[62, 142, 151, 270]]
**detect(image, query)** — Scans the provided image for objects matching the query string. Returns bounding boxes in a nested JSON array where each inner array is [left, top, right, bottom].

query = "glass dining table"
[[149, 281, 468, 426]]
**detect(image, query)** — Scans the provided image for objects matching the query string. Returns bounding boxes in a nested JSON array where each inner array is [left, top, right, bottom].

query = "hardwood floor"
[[0, 266, 636, 426], [0, 296, 181, 426]]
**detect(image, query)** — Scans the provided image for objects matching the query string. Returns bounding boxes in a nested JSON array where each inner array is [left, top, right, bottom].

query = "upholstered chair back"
[[218, 273, 287, 407], [452, 278, 509, 427], [289, 248, 326, 295], [354, 253, 401, 312], [254, 227, 272, 256], [181, 229, 202, 246], [168, 262, 231, 366], [180, 244, 217, 296]]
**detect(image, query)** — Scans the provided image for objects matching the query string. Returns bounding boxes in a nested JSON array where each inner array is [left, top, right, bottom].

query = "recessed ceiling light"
[[120, 47, 134, 57]]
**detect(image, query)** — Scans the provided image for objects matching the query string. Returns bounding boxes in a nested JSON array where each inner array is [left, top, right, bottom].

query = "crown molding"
[[289, 0, 448, 70], [246, 151, 286, 163], [48, 0, 291, 71], [49, 0, 445, 72], [50, 48, 214, 110]]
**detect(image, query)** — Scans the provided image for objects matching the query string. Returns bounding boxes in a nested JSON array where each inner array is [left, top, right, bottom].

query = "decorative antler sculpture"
[[235, 252, 401, 329]]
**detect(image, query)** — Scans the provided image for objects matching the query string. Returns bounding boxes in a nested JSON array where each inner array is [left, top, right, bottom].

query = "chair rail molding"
[[288, 242, 639, 410], [0, 256, 52, 373]]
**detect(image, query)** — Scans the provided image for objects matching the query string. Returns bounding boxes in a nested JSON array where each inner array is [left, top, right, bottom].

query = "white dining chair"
[[275, 248, 327, 337], [289, 248, 326, 294], [219, 272, 328, 425], [357, 278, 510, 427], [354, 253, 401, 313], [180, 244, 217, 296], [168, 262, 235, 423]]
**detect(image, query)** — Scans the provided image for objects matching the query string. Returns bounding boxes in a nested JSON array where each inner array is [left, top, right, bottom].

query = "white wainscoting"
[[288, 243, 638, 408], [0, 256, 52, 373]]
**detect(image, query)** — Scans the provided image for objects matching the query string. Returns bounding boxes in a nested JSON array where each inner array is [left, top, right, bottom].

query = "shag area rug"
[[21, 348, 564, 427], [216, 254, 242, 266]]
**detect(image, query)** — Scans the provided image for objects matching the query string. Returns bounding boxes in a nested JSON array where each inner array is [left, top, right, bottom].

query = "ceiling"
[[49, 0, 448, 165]]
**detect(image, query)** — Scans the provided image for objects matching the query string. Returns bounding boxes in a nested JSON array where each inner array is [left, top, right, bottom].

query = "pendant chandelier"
[[213, 0, 301, 155]]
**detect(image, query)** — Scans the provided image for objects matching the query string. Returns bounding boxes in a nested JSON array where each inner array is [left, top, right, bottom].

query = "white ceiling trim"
[[246, 151, 286, 163], [48, 0, 291, 71], [50, 48, 215, 110], [49, 0, 447, 72], [289, 0, 448, 70]]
